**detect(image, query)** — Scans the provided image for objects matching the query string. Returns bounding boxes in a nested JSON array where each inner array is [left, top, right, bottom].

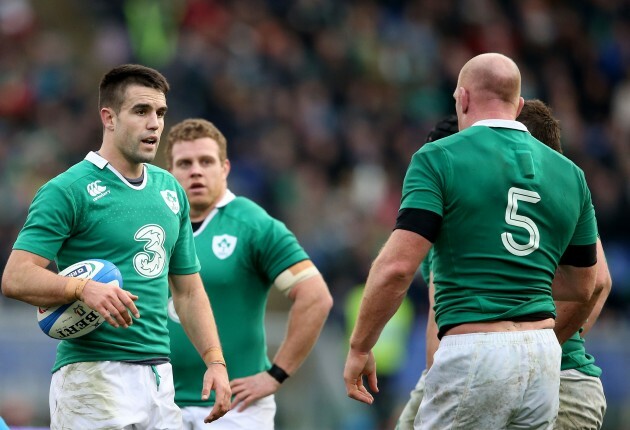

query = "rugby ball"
[[36, 259, 123, 340]]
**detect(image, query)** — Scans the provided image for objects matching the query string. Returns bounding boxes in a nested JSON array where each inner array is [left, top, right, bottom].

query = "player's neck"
[[189, 190, 227, 222], [190, 207, 213, 223], [190, 202, 218, 222], [97, 146, 144, 178]]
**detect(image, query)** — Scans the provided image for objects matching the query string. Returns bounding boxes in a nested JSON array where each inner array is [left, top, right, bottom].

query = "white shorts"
[[418, 329, 561, 430], [49, 361, 182, 430], [395, 369, 428, 430], [181, 395, 276, 430], [555, 369, 606, 430]]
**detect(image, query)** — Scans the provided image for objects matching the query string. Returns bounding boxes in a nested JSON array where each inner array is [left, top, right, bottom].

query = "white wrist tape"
[[273, 261, 320, 295]]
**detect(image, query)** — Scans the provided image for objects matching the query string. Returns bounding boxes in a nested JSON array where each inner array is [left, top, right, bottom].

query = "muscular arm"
[[170, 272, 231, 422], [230, 261, 333, 411], [2, 250, 137, 328], [344, 229, 432, 404], [552, 264, 597, 303], [2, 250, 70, 306], [272, 272, 333, 375], [554, 239, 611, 343], [580, 241, 611, 336]]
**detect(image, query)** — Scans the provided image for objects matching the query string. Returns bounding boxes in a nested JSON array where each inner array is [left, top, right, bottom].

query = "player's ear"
[[223, 159, 231, 179], [459, 87, 469, 114], [515, 96, 525, 118], [100, 107, 115, 131]]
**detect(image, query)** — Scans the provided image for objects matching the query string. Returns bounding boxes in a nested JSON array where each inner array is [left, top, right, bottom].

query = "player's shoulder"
[[224, 196, 274, 220], [221, 196, 291, 234], [45, 159, 98, 191], [146, 164, 186, 188], [146, 163, 179, 182], [418, 128, 470, 153], [413, 132, 462, 164], [532, 139, 587, 176]]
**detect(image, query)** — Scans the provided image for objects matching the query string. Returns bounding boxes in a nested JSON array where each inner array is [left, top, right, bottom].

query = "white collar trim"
[[84, 151, 147, 190], [192, 190, 236, 237], [472, 119, 528, 131], [85, 151, 108, 169], [215, 190, 236, 208]]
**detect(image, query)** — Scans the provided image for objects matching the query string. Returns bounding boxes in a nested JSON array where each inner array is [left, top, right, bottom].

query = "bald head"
[[454, 53, 524, 129]]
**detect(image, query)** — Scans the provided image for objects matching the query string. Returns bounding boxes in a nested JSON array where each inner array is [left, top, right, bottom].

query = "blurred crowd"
[[1, 0, 628, 312], [1, 0, 629, 428]]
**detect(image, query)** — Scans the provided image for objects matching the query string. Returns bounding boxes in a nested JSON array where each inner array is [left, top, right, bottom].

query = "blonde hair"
[[164, 118, 228, 169]]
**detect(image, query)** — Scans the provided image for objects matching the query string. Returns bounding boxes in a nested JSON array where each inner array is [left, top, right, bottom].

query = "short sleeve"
[[13, 182, 75, 261], [400, 143, 449, 217], [569, 170, 598, 246], [255, 217, 309, 282]]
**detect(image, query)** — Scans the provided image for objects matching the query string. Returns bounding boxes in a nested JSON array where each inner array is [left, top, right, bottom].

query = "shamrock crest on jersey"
[[212, 234, 237, 260], [161, 190, 180, 214]]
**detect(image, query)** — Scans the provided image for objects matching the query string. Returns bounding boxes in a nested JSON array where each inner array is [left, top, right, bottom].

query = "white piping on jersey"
[[84, 151, 148, 190], [472, 119, 528, 131], [192, 189, 236, 237]]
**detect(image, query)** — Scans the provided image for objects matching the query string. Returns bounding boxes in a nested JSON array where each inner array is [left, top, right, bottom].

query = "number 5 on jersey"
[[501, 187, 541, 256]]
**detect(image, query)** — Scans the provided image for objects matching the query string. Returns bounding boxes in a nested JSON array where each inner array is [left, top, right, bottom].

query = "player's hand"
[[343, 349, 378, 404], [201, 363, 231, 423], [230, 371, 280, 411], [80, 280, 139, 328]]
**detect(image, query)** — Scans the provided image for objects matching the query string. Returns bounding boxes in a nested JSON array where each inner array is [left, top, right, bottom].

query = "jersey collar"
[[84, 151, 147, 190], [85, 151, 109, 169], [472, 119, 528, 131], [215, 189, 236, 208], [192, 189, 236, 237]]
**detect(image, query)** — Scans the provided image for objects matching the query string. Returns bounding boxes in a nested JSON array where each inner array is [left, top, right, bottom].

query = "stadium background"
[[0, 0, 628, 429]]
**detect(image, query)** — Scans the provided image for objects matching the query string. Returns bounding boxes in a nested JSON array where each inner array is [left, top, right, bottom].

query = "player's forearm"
[[554, 287, 602, 344], [582, 239, 612, 336], [351, 230, 428, 352], [552, 264, 597, 303], [580, 289, 608, 336], [179, 298, 222, 356], [171, 275, 223, 363], [1, 250, 70, 306], [350, 264, 413, 352], [273, 277, 332, 374]]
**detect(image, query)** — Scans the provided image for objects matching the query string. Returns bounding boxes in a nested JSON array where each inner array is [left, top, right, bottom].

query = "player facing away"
[[1, 64, 230, 429], [343, 53, 599, 429], [396, 101, 610, 430], [164, 118, 333, 430]]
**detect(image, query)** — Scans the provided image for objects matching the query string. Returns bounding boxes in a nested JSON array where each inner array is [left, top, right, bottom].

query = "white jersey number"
[[501, 187, 541, 256], [133, 224, 167, 278]]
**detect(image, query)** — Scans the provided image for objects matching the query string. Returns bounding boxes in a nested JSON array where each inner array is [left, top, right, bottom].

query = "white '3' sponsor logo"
[[87, 181, 106, 197], [133, 224, 167, 278]]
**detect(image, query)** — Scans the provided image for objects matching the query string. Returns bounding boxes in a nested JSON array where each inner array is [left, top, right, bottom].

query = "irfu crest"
[[212, 235, 237, 260], [161, 190, 180, 214]]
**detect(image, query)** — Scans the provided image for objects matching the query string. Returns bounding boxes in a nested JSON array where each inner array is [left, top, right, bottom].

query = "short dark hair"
[[426, 114, 458, 143], [164, 118, 228, 170], [98, 64, 170, 113], [517, 99, 562, 153]]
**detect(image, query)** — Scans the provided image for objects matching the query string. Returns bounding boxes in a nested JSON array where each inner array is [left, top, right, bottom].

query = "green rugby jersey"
[[168, 191, 309, 407], [401, 120, 598, 332], [422, 249, 600, 375], [561, 331, 601, 377], [13, 152, 200, 372]]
